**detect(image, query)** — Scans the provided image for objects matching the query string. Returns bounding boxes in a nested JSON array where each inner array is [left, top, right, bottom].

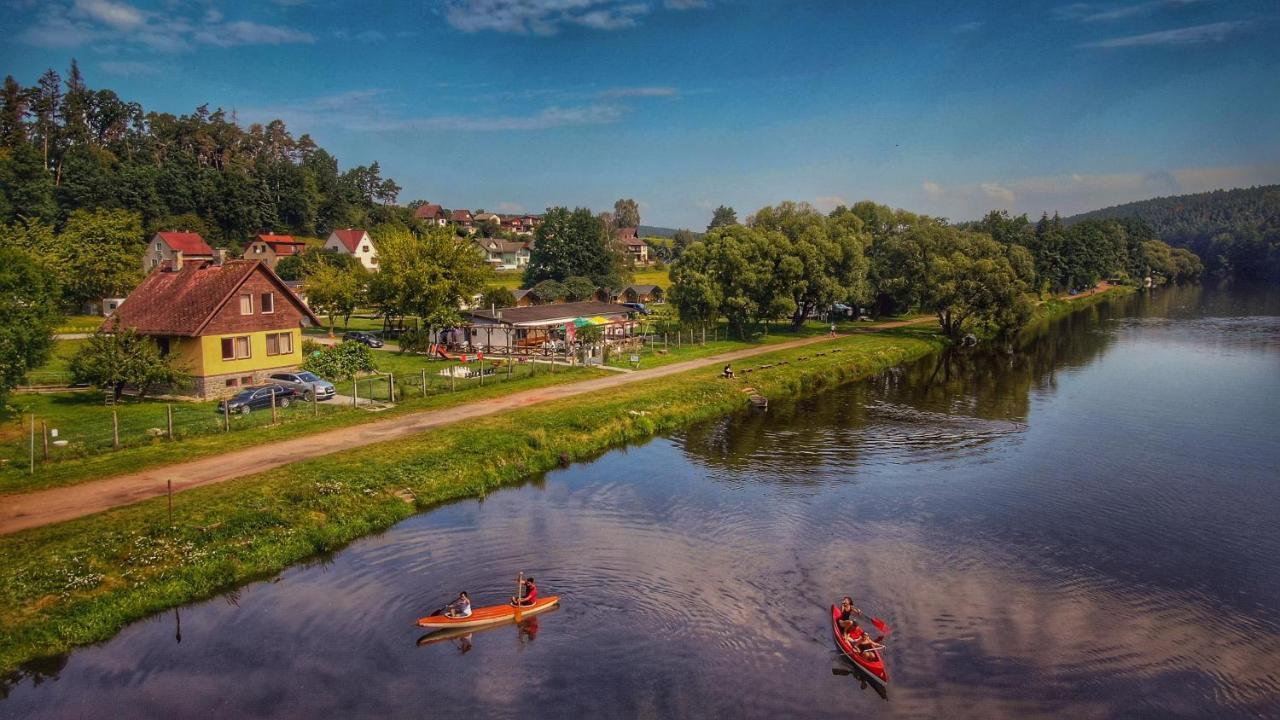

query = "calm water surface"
[[3, 284, 1278, 719]]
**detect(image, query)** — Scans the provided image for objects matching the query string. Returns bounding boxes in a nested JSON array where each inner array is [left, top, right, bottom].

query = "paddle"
[[855, 609, 892, 638], [514, 571, 524, 622]]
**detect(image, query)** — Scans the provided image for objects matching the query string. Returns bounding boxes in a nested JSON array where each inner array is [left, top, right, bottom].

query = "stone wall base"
[[190, 366, 300, 400]]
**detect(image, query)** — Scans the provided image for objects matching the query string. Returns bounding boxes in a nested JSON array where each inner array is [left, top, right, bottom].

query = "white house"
[[325, 228, 379, 271]]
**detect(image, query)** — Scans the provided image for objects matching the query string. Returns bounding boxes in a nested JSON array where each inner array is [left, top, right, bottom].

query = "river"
[[3, 283, 1278, 719]]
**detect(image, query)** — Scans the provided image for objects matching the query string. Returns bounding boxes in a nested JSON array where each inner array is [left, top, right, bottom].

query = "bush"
[[397, 328, 432, 355], [301, 341, 377, 380]]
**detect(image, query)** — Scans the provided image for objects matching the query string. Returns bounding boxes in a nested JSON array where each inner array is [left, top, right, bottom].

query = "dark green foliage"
[[562, 275, 596, 301], [478, 285, 518, 310], [0, 247, 60, 402], [530, 279, 568, 303], [0, 65, 404, 245], [707, 205, 737, 232], [70, 324, 188, 401], [300, 341, 377, 380], [1066, 185, 1280, 281], [522, 207, 625, 289]]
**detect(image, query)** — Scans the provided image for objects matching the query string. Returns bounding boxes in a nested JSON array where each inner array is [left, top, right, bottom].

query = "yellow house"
[[107, 259, 321, 399]]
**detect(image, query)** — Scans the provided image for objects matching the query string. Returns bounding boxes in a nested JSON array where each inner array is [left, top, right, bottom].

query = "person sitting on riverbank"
[[511, 577, 538, 607], [723, 364, 735, 379], [444, 591, 471, 618]]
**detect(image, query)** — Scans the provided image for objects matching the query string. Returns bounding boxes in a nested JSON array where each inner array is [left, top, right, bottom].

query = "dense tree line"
[[0, 62, 405, 246], [671, 200, 1201, 341], [1066, 185, 1279, 281]]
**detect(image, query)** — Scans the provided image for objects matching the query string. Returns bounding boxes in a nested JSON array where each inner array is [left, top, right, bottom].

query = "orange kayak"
[[416, 596, 560, 628]]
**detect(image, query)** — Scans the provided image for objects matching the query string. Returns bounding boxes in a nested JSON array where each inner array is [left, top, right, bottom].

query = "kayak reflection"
[[831, 663, 889, 701]]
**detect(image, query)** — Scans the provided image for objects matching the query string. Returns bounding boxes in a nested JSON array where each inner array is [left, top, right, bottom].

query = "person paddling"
[[444, 591, 472, 618], [836, 597, 861, 641], [511, 576, 538, 607]]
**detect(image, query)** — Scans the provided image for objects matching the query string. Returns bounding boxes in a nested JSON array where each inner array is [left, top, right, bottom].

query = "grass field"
[[0, 354, 602, 495], [0, 328, 944, 671], [488, 267, 670, 291], [55, 315, 103, 334]]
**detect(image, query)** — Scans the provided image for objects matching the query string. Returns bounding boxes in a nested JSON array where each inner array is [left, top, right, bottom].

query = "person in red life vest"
[[511, 576, 537, 607]]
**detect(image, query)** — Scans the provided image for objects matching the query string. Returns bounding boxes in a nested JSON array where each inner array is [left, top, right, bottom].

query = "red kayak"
[[416, 596, 560, 629], [831, 605, 889, 687]]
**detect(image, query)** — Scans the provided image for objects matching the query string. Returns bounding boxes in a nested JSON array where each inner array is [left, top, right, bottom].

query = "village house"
[[512, 289, 536, 307], [415, 203, 448, 226], [244, 233, 306, 270], [143, 231, 215, 272], [473, 237, 531, 269], [105, 259, 321, 399], [622, 284, 664, 304], [450, 209, 475, 232], [325, 228, 379, 271], [615, 227, 649, 265]]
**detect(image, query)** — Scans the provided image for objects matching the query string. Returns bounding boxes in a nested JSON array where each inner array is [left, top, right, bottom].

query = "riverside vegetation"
[[0, 329, 943, 671]]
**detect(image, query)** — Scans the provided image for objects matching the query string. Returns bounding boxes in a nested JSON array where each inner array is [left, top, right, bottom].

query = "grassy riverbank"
[[0, 329, 941, 671]]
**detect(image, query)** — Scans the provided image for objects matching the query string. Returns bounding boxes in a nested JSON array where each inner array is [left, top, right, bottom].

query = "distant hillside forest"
[[0, 62, 410, 246], [1067, 185, 1280, 282]]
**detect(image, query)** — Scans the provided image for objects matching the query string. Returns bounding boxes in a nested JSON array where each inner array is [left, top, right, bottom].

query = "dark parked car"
[[268, 371, 336, 401], [621, 302, 650, 315], [215, 385, 295, 415], [342, 331, 384, 348]]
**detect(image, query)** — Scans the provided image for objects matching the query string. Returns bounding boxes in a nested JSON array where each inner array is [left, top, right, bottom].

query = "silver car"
[[268, 371, 336, 401]]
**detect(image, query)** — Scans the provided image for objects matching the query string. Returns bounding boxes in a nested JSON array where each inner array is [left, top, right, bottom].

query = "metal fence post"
[[223, 399, 230, 431], [352, 376, 358, 406], [312, 389, 318, 416], [41, 421, 49, 461], [271, 389, 277, 423], [421, 368, 427, 397], [112, 409, 120, 449], [167, 404, 174, 440], [29, 414, 35, 474]]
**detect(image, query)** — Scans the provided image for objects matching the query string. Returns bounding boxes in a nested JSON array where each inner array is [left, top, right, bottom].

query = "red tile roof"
[[415, 203, 446, 219], [330, 228, 369, 253], [105, 260, 320, 336], [258, 234, 305, 256], [451, 210, 473, 222], [155, 231, 213, 256], [616, 227, 645, 247]]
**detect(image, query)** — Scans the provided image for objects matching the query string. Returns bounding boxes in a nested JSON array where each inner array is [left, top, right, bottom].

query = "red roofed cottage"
[[107, 259, 322, 398], [325, 228, 379, 270], [245, 234, 307, 269], [143, 231, 215, 272]]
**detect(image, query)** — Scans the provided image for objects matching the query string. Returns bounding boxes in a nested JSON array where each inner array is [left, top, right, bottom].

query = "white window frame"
[[261, 292, 275, 314]]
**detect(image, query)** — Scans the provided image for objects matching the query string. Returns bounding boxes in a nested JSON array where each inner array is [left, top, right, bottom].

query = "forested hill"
[[0, 62, 405, 246], [1065, 185, 1280, 281]]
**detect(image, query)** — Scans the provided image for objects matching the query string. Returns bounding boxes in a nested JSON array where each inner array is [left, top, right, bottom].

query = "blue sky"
[[3, 0, 1279, 228]]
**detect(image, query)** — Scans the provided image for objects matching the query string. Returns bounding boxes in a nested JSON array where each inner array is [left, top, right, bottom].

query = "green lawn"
[[21, 339, 86, 387], [488, 267, 670, 292], [55, 315, 103, 334], [302, 314, 389, 336], [0, 359, 604, 494]]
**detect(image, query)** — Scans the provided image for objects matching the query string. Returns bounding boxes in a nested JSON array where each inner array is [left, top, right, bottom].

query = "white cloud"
[[19, 1, 314, 51], [664, 0, 707, 8], [443, 0, 658, 35], [1054, 0, 1205, 23], [243, 90, 629, 133], [1080, 20, 1248, 47], [496, 201, 524, 213], [72, 0, 142, 30], [979, 182, 1016, 206], [814, 195, 848, 212], [951, 21, 984, 33], [919, 164, 1280, 220], [598, 86, 679, 98]]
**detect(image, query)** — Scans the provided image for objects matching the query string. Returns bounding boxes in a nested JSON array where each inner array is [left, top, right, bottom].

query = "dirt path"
[[1, 328, 931, 535]]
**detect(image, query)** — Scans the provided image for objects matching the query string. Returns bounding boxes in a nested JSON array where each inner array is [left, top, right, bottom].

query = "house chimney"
[[173, 250, 184, 272], [213, 247, 227, 266]]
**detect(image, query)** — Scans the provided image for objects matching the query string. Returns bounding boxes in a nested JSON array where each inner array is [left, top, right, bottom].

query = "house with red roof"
[[614, 227, 649, 265], [245, 234, 307, 269], [143, 231, 215, 272], [106, 260, 321, 399], [450, 209, 475, 233], [415, 203, 448, 226], [324, 228, 378, 271]]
